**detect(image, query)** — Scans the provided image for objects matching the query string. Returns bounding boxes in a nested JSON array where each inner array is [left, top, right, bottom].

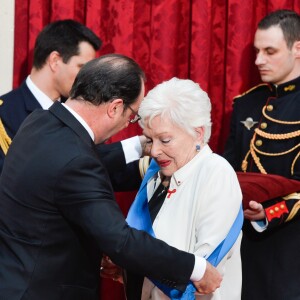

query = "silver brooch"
[[240, 117, 258, 130]]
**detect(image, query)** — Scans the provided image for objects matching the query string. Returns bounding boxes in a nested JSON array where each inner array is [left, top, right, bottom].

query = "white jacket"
[[142, 144, 243, 300]]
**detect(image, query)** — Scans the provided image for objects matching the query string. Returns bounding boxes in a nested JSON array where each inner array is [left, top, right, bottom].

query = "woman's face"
[[143, 115, 199, 177]]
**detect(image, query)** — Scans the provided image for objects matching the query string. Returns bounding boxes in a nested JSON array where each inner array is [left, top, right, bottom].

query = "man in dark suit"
[[0, 19, 143, 177], [0, 54, 222, 300]]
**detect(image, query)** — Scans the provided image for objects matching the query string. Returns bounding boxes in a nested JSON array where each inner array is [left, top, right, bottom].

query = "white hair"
[[138, 77, 212, 143]]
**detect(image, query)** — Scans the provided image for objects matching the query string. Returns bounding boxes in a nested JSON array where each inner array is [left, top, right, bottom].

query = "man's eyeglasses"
[[127, 105, 141, 124]]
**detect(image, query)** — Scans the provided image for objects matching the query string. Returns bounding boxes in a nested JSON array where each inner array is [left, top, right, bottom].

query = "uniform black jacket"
[[223, 77, 300, 300]]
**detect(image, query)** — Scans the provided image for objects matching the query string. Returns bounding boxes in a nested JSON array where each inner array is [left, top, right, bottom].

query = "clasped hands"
[[100, 255, 222, 295]]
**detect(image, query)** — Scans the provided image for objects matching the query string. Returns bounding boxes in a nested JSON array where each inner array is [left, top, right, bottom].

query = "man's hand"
[[244, 200, 266, 220], [139, 135, 151, 156], [192, 261, 222, 295]]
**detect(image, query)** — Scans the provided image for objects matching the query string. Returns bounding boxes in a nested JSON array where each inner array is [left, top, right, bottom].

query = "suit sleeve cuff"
[[120, 136, 142, 164], [190, 256, 206, 281]]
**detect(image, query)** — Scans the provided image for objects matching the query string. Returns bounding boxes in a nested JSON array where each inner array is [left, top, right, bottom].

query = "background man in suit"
[[223, 9, 300, 300], [0, 19, 143, 176], [0, 54, 222, 300]]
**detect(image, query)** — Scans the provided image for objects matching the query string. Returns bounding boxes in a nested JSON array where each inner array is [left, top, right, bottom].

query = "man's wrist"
[[190, 256, 206, 281], [120, 135, 142, 163]]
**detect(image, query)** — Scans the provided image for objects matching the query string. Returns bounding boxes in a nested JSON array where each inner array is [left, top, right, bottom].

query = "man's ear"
[[48, 51, 62, 71], [293, 41, 300, 58], [107, 99, 124, 119]]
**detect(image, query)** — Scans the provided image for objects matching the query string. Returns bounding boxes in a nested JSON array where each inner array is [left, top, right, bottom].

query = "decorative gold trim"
[[242, 127, 300, 175], [240, 93, 300, 184], [139, 156, 150, 179], [283, 192, 300, 200], [249, 133, 300, 174], [251, 137, 300, 157], [249, 135, 267, 174], [0, 118, 11, 155], [255, 127, 300, 140], [291, 152, 300, 175], [234, 83, 270, 99], [262, 105, 300, 125], [284, 85, 296, 92], [286, 200, 300, 222], [241, 150, 251, 172]]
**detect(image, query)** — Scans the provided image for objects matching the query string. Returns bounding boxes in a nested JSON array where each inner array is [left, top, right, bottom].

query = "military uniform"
[[0, 81, 39, 166], [224, 76, 300, 300]]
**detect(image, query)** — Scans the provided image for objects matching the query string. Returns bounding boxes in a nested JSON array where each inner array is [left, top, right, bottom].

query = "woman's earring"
[[196, 144, 201, 152]]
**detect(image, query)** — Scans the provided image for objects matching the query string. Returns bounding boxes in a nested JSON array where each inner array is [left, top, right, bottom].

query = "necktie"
[[148, 182, 169, 223], [127, 160, 243, 299]]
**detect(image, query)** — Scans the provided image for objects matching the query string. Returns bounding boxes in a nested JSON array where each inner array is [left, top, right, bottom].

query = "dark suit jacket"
[[0, 81, 142, 191], [0, 101, 194, 300]]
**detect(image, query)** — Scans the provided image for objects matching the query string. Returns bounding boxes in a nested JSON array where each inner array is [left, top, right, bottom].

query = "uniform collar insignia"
[[241, 117, 258, 130], [284, 85, 296, 92], [270, 76, 300, 96]]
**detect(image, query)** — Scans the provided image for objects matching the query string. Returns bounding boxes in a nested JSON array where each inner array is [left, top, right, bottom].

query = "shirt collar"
[[62, 103, 95, 141], [26, 75, 57, 109]]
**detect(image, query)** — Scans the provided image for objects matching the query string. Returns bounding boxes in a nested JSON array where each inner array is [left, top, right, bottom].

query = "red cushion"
[[236, 172, 300, 209]]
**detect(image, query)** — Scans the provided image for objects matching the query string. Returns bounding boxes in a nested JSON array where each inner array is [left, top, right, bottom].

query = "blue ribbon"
[[126, 159, 243, 299]]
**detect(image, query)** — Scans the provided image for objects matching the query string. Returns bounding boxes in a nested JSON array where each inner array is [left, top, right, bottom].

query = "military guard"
[[224, 9, 300, 300]]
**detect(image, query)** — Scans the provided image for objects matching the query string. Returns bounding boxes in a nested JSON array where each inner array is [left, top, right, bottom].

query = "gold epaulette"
[[139, 156, 151, 179], [0, 118, 12, 155], [233, 83, 270, 100], [284, 193, 300, 222]]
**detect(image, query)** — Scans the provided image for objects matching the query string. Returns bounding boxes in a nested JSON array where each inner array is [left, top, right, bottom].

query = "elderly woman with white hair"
[[104, 77, 243, 300]]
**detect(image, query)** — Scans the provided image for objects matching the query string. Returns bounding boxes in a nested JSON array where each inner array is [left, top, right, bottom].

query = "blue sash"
[[126, 159, 243, 299]]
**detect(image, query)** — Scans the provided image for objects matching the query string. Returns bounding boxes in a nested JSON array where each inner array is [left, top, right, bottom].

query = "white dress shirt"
[[26, 76, 54, 109]]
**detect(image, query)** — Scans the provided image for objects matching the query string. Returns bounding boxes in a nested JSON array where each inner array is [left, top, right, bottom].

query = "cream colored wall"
[[0, 0, 15, 95]]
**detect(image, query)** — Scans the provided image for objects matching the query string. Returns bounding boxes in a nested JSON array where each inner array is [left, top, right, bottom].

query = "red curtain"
[[13, 1, 300, 299]]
